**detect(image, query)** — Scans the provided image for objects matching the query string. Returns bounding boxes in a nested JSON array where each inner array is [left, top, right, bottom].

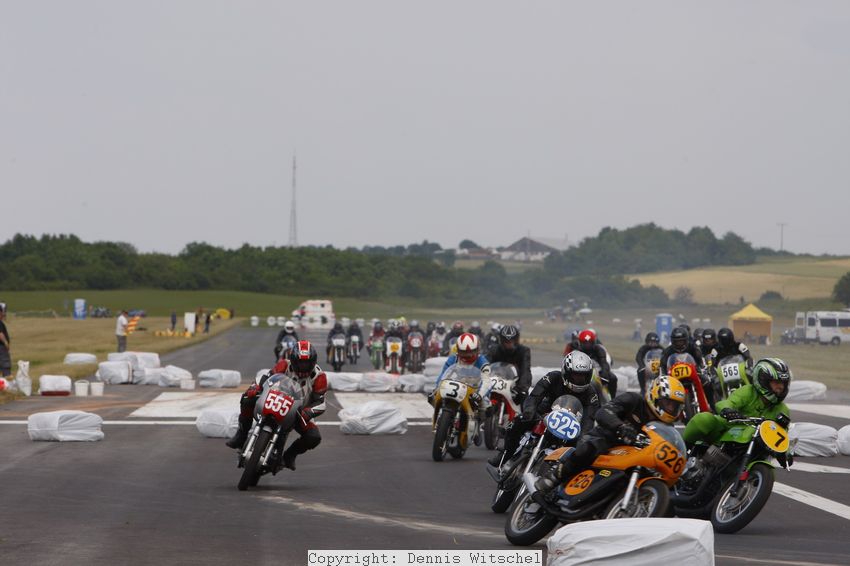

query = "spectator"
[[0, 303, 11, 377], [170, 311, 177, 332], [204, 312, 212, 334], [116, 310, 129, 352]]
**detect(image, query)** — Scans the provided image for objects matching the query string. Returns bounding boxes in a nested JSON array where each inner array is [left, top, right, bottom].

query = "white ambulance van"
[[795, 311, 850, 345]]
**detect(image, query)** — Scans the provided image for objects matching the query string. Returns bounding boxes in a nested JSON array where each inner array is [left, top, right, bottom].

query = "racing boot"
[[282, 448, 298, 471], [225, 415, 252, 449]]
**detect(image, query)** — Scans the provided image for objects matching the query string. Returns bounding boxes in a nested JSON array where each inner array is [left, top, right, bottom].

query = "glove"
[[245, 384, 262, 399], [470, 392, 482, 407], [720, 408, 744, 421], [617, 423, 638, 445], [776, 452, 794, 468], [776, 413, 791, 428], [512, 387, 526, 405], [427, 390, 436, 406]]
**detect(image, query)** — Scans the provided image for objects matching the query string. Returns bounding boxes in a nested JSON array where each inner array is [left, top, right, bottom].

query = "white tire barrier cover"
[[137, 368, 164, 385], [422, 373, 438, 391], [195, 408, 239, 438], [361, 372, 397, 392], [786, 380, 827, 402], [96, 361, 134, 384], [790, 422, 839, 457], [63, 353, 98, 365], [423, 357, 448, 378], [398, 373, 426, 393], [39, 375, 72, 394], [339, 401, 407, 435], [326, 372, 362, 392], [198, 369, 242, 388], [108, 352, 141, 370], [159, 365, 193, 387], [129, 351, 161, 370], [548, 518, 714, 566], [837, 425, 850, 456], [613, 365, 639, 392], [28, 410, 104, 442]]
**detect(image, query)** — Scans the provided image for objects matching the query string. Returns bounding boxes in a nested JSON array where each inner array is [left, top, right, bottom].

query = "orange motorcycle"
[[505, 420, 687, 546]]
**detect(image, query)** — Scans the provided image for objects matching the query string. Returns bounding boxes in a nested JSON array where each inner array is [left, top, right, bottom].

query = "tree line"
[[0, 225, 766, 307]]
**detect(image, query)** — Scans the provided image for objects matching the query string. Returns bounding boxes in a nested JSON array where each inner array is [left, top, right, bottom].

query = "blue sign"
[[73, 298, 87, 320], [545, 410, 581, 441], [656, 313, 674, 346]]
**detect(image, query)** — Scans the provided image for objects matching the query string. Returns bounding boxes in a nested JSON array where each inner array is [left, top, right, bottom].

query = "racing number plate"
[[650, 360, 661, 374], [263, 391, 294, 420], [670, 363, 693, 379], [565, 470, 595, 495], [655, 442, 685, 475], [492, 378, 507, 392], [758, 421, 789, 453]]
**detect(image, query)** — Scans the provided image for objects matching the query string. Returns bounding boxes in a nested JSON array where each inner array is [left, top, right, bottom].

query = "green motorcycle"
[[714, 355, 750, 400], [369, 339, 385, 370]]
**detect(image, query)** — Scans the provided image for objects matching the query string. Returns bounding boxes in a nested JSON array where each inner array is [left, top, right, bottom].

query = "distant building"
[[456, 246, 498, 260], [499, 236, 570, 262]]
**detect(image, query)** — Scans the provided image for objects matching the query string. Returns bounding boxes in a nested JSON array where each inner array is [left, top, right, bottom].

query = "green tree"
[[459, 239, 480, 250], [834, 272, 850, 306]]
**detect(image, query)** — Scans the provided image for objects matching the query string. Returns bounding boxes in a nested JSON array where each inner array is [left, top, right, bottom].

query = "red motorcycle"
[[427, 333, 445, 359], [407, 331, 425, 373], [666, 352, 710, 422]]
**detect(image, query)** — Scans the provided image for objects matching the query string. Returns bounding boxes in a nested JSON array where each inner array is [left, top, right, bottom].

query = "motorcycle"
[[277, 335, 298, 361], [427, 333, 444, 358], [407, 331, 425, 373], [483, 363, 521, 451], [672, 416, 793, 533], [330, 333, 347, 372], [488, 395, 584, 514], [643, 348, 664, 381], [385, 336, 404, 374], [368, 336, 385, 370], [714, 354, 749, 399], [505, 420, 686, 546], [666, 352, 711, 421], [347, 335, 361, 364], [441, 335, 459, 357], [431, 365, 483, 461], [236, 374, 304, 491]]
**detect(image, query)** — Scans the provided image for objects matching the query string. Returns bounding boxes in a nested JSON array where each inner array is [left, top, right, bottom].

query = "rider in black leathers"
[[486, 324, 532, 402]]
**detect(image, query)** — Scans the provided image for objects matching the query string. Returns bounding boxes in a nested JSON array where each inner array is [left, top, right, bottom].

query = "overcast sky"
[[2, 2, 849, 255]]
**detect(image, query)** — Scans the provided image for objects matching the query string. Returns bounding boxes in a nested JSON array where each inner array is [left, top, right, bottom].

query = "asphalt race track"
[[2, 326, 850, 565]]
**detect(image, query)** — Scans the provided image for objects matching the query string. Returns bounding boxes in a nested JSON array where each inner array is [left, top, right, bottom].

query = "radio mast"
[[288, 153, 298, 247]]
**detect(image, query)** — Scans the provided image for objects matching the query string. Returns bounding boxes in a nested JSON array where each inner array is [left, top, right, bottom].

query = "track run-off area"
[[2, 326, 850, 565]]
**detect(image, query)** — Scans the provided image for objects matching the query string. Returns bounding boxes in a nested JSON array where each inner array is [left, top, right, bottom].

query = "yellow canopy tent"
[[729, 304, 773, 344]]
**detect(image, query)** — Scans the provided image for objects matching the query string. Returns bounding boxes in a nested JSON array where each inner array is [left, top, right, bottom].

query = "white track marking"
[[788, 404, 850, 420], [715, 555, 848, 566], [260, 495, 502, 539], [789, 462, 850, 474], [130, 392, 242, 417], [775, 482, 850, 521], [333, 392, 434, 419]]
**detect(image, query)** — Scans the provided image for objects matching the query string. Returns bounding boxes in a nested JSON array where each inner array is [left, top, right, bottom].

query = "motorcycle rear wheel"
[[603, 478, 670, 519], [710, 463, 774, 533], [504, 490, 558, 546], [432, 410, 453, 462], [238, 429, 270, 491]]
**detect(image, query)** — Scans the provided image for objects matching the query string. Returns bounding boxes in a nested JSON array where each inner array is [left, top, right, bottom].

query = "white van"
[[291, 299, 336, 327], [795, 311, 850, 345]]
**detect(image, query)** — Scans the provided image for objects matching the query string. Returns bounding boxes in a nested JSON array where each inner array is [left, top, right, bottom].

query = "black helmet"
[[693, 328, 704, 342], [702, 328, 717, 347], [678, 324, 691, 336], [333, 322, 343, 332], [499, 324, 520, 347], [752, 358, 791, 404], [645, 332, 660, 347], [718, 327, 735, 348], [374, 321, 383, 332], [670, 327, 689, 353]]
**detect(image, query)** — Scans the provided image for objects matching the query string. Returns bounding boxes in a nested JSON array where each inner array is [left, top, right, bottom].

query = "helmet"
[[350, 321, 359, 329], [452, 321, 464, 333], [499, 324, 520, 349], [333, 322, 343, 332], [693, 328, 704, 342], [645, 375, 686, 424], [284, 321, 296, 333], [645, 332, 660, 347], [670, 327, 689, 353], [471, 321, 480, 330], [491, 322, 501, 332], [289, 340, 317, 380], [679, 324, 691, 336], [410, 319, 420, 330], [374, 321, 383, 332], [437, 321, 446, 331], [456, 333, 480, 364], [718, 327, 735, 348], [561, 351, 594, 393], [577, 329, 597, 353], [701, 328, 717, 348], [389, 320, 400, 330], [752, 358, 791, 404]]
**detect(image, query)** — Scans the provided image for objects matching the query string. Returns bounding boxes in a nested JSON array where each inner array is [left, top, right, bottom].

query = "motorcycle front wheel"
[[504, 490, 558, 546], [432, 409, 453, 462], [238, 429, 271, 491], [711, 463, 774, 533], [603, 478, 670, 519], [483, 409, 499, 450]]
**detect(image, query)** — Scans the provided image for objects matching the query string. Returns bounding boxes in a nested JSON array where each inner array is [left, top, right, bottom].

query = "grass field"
[[631, 256, 850, 304]]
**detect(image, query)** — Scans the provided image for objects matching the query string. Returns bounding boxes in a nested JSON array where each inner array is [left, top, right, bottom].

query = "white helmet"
[[284, 321, 296, 332], [561, 350, 594, 393], [456, 333, 480, 364]]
